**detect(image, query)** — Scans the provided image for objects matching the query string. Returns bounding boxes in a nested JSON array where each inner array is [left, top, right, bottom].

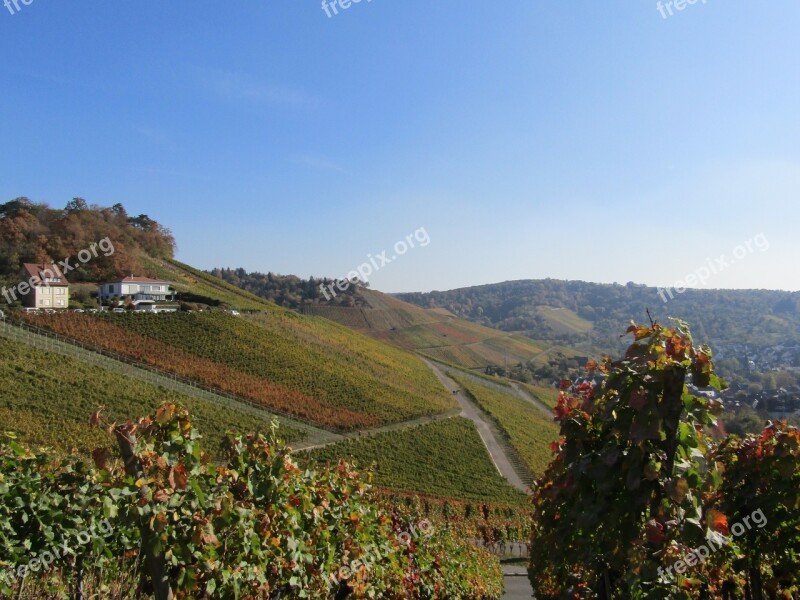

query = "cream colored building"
[[20, 263, 70, 309]]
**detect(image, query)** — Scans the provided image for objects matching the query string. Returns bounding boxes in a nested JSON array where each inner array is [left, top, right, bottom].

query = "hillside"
[[300, 288, 574, 371], [19, 309, 456, 431], [207, 265, 587, 371], [0, 334, 305, 454]]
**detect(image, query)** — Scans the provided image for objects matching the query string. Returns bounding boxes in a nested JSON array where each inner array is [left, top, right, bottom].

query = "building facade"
[[98, 276, 175, 302], [20, 263, 70, 309]]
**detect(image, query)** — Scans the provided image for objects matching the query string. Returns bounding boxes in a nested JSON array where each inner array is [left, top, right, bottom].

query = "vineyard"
[[521, 382, 560, 407], [19, 311, 456, 431], [449, 374, 560, 476], [306, 418, 527, 505], [380, 491, 532, 549], [301, 287, 557, 372], [0, 336, 303, 455], [0, 403, 504, 599]]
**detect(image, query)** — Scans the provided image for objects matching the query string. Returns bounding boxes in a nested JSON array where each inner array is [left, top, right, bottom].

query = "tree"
[[65, 197, 88, 213]]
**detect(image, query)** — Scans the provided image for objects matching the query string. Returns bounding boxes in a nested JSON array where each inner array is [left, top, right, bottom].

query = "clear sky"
[[1, 1, 798, 293]]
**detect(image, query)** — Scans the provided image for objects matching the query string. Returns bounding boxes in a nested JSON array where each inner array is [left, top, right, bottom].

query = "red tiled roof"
[[21, 263, 70, 286]]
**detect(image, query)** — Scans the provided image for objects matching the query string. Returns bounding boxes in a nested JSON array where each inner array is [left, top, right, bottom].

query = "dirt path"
[[292, 407, 462, 452], [422, 359, 530, 493]]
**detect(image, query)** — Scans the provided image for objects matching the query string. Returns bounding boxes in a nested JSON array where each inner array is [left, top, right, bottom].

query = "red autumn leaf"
[[554, 397, 572, 421]]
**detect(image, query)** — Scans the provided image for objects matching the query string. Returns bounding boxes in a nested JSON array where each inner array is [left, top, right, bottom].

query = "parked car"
[[73, 309, 85, 313], [23, 308, 39, 314], [112, 308, 126, 314]]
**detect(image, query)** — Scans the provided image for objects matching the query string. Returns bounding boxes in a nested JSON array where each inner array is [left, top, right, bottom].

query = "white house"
[[98, 276, 175, 302]]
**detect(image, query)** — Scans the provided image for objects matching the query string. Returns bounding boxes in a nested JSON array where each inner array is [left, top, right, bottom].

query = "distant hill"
[[397, 279, 800, 352]]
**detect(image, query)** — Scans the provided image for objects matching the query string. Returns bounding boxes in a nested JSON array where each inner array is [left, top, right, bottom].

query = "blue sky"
[[1, 1, 798, 293]]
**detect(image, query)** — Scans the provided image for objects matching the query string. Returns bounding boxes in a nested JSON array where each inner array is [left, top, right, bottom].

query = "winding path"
[[421, 359, 530, 493]]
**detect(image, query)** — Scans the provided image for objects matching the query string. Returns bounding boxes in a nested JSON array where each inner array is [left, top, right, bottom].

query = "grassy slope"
[[141, 255, 276, 311], [306, 418, 527, 505], [303, 288, 550, 371], [450, 375, 560, 476], [0, 336, 303, 455]]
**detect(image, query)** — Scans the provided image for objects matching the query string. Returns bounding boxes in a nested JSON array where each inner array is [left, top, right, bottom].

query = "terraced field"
[[303, 288, 551, 371], [305, 418, 527, 505], [449, 374, 560, 476], [0, 336, 302, 455], [20, 311, 456, 431]]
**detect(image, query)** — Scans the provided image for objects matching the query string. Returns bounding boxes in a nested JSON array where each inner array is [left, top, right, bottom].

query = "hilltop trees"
[[0, 197, 176, 282]]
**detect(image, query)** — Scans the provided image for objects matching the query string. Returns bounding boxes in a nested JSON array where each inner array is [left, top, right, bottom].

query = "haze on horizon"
[[1, 1, 798, 294]]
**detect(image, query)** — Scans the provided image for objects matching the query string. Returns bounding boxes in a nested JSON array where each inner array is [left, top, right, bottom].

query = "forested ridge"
[[398, 279, 800, 350]]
